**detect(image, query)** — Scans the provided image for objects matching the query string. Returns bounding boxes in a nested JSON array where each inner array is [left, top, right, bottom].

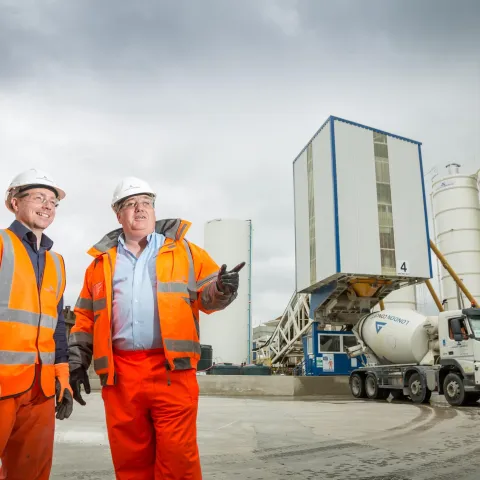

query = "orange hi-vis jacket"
[[0, 229, 66, 400], [68, 219, 237, 386]]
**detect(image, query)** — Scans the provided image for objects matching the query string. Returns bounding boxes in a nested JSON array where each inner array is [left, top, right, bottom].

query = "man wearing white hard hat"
[[0, 169, 73, 480], [69, 176, 244, 479]]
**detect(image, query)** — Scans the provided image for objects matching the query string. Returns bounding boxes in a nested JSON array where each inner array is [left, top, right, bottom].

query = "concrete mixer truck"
[[346, 306, 480, 406]]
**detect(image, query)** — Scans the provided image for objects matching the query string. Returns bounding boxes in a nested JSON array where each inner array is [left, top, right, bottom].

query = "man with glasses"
[[68, 176, 244, 480], [0, 168, 73, 480]]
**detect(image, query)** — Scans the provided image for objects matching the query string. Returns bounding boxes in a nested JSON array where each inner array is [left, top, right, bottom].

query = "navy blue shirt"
[[8, 220, 68, 364]]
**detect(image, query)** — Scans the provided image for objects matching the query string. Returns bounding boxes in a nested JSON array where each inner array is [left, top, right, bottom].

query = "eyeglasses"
[[120, 198, 155, 211], [18, 192, 59, 208]]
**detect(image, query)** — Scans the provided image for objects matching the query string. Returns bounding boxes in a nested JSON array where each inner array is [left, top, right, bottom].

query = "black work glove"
[[55, 379, 74, 420], [216, 262, 246, 294], [69, 366, 91, 406]]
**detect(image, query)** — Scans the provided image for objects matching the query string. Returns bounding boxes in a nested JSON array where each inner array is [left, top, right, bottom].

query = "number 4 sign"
[[397, 260, 410, 276]]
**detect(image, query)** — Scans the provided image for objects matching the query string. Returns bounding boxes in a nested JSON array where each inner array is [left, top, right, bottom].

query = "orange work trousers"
[[0, 364, 55, 480], [102, 348, 202, 480]]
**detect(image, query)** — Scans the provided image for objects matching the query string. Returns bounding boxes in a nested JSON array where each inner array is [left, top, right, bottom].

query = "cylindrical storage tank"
[[431, 164, 480, 310], [373, 285, 417, 311], [210, 364, 243, 375], [477, 168, 480, 205], [199, 219, 252, 364], [242, 364, 272, 376], [358, 309, 429, 364], [197, 344, 213, 372]]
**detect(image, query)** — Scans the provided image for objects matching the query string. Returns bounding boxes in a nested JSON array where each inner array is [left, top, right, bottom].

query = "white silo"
[[382, 285, 417, 309], [199, 219, 252, 364], [431, 164, 480, 310]]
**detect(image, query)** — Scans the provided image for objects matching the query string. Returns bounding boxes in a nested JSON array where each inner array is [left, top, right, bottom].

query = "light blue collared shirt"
[[112, 232, 166, 350]]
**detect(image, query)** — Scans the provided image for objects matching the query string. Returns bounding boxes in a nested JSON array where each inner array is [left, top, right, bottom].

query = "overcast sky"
[[1, 0, 479, 326]]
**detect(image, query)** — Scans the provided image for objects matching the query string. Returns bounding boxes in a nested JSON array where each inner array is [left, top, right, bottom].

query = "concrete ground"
[[52, 392, 480, 480]]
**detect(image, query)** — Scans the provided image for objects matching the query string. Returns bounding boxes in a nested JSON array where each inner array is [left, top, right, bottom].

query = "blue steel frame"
[[292, 115, 433, 281]]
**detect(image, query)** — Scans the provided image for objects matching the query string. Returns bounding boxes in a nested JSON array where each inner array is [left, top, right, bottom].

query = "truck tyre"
[[408, 372, 431, 404], [350, 373, 366, 398], [443, 372, 467, 406], [365, 373, 385, 400]]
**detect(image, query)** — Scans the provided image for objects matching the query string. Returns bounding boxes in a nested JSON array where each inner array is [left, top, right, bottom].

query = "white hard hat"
[[111, 176, 156, 210], [5, 168, 66, 213]]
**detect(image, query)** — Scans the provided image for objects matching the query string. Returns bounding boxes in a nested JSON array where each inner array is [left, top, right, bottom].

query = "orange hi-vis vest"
[[69, 219, 237, 386], [0, 229, 66, 400]]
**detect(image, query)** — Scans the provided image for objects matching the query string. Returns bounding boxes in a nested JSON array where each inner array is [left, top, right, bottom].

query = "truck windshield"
[[468, 318, 480, 339]]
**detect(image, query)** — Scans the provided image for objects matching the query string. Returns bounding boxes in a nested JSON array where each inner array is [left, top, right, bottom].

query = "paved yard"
[[52, 393, 480, 479]]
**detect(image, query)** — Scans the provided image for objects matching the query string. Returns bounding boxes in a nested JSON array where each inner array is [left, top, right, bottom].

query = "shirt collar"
[[118, 231, 155, 247], [8, 220, 54, 250]]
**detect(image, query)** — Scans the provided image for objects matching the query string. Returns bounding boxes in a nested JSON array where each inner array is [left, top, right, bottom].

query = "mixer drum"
[[359, 309, 430, 365]]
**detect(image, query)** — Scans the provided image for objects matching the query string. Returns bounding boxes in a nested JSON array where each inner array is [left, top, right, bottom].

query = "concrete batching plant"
[[293, 116, 432, 326], [199, 219, 253, 364]]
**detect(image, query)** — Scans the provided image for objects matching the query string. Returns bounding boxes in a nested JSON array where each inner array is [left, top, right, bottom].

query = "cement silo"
[[431, 164, 480, 310], [199, 219, 252, 364], [380, 285, 417, 310]]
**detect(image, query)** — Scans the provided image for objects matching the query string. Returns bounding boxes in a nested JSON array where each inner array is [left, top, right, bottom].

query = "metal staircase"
[[255, 292, 311, 366]]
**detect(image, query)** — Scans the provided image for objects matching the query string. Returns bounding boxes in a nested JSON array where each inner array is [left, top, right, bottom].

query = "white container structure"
[[431, 164, 480, 310], [199, 219, 252, 364], [293, 116, 432, 302], [374, 285, 417, 311]]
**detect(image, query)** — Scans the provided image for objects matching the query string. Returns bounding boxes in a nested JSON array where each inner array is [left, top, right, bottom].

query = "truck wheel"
[[443, 372, 467, 406], [350, 373, 366, 398], [408, 373, 431, 404], [365, 373, 383, 400]]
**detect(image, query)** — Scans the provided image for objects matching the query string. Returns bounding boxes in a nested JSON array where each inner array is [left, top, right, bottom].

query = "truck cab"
[[438, 307, 480, 405]]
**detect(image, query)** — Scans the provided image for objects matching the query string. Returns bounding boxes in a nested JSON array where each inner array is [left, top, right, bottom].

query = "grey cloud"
[[0, 0, 283, 81], [296, 0, 480, 52], [2, 0, 478, 85]]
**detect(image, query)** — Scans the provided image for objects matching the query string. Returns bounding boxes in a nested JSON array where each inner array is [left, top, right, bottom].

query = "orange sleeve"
[[187, 241, 237, 315], [68, 260, 95, 370]]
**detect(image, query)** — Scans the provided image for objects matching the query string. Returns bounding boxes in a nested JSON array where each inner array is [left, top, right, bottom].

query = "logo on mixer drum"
[[376, 321, 387, 334]]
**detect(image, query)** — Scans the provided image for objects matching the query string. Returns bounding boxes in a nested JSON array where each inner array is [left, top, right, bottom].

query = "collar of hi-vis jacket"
[[87, 218, 191, 257]]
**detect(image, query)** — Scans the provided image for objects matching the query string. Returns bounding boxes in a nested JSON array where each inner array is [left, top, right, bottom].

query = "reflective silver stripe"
[[76, 296, 93, 311], [157, 282, 189, 294], [0, 230, 16, 316], [40, 351, 55, 365], [0, 350, 55, 366], [0, 230, 56, 330], [194, 319, 200, 339], [183, 240, 197, 299], [40, 313, 57, 331], [0, 350, 36, 365], [177, 222, 188, 240], [50, 252, 64, 300], [69, 331, 93, 345], [173, 357, 192, 370], [0, 310, 37, 326], [93, 298, 107, 311], [197, 272, 217, 289], [94, 356, 109, 370], [164, 339, 201, 355]]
